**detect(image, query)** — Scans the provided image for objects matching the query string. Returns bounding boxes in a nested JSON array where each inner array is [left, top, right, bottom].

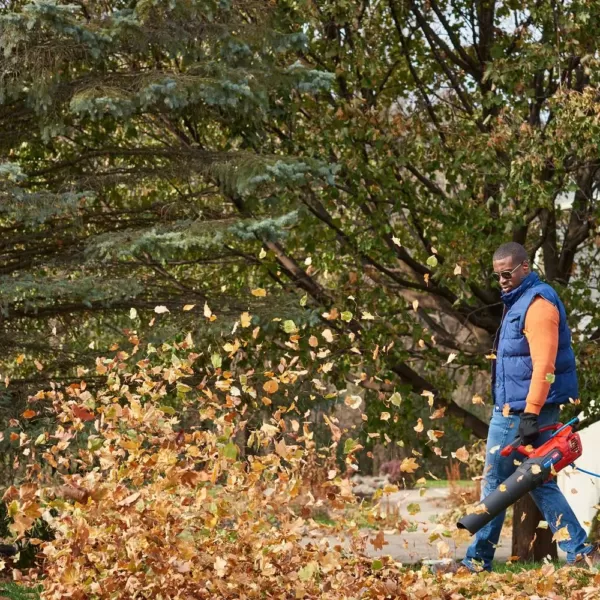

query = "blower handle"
[[499, 423, 562, 458]]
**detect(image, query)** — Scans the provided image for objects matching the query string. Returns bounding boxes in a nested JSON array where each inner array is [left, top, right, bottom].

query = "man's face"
[[492, 257, 529, 293]]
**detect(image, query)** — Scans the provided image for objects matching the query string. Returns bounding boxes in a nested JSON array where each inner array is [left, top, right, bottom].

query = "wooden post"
[[512, 494, 557, 561]]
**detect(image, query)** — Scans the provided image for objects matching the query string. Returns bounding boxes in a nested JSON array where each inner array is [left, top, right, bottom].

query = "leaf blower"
[[457, 417, 583, 535]]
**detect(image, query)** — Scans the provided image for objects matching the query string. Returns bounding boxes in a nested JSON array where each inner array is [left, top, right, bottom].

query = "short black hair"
[[493, 242, 528, 264]]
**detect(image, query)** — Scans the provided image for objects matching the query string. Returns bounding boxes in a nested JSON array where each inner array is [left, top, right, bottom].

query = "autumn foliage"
[[0, 330, 598, 599]]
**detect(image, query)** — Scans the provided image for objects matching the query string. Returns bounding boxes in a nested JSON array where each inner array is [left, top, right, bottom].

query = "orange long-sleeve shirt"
[[523, 297, 560, 415]]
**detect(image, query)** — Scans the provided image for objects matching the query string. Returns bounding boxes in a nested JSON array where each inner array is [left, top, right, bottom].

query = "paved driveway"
[[303, 487, 567, 565]]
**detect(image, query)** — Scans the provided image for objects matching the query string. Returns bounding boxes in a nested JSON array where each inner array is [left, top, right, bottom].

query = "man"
[[447, 242, 596, 573]]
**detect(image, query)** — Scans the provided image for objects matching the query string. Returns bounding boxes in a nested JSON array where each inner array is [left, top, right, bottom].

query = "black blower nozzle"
[[457, 457, 550, 534], [457, 420, 583, 535]]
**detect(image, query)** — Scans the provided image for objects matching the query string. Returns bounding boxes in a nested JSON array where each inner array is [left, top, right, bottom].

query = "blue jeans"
[[463, 404, 592, 571]]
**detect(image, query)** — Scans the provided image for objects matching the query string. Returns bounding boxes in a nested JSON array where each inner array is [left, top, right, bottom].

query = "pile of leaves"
[[0, 329, 599, 598]]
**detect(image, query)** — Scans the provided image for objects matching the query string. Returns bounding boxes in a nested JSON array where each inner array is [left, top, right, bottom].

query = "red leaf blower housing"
[[457, 418, 583, 535]]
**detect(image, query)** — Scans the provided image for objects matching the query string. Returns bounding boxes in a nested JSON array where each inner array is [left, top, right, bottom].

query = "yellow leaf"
[[400, 457, 419, 473], [446, 353, 457, 364], [240, 312, 252, 327], [203, 302, 212, 318], [454, 264, 462, 275], [16, 354, 24, 365], [412, 299, 419, 311], [472, 394, 484, 405], [154, 305, 169, 314], [552, 526, 571, 543], [413, 418, 424, 433], [183, 304, 195, 311], [34, 360, 43, 371], [251, 288, 267, 297], [380, 412, 391, 421]]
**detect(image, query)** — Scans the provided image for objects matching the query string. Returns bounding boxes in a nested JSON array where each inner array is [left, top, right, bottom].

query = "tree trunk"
[[512, 494, 557, 562]]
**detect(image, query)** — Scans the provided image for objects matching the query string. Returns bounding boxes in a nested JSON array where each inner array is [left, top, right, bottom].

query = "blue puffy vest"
[[493, 272, 579, 412]]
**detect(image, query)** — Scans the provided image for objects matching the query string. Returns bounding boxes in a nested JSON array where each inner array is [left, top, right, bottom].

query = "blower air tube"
[[457, 457, 551, 535]]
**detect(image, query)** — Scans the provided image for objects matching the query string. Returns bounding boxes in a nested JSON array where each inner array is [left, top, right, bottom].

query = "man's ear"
[[522, 260, 530, 273]]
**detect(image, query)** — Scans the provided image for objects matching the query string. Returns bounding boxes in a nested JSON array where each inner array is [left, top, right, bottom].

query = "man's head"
[[492, 242, 530, 293]]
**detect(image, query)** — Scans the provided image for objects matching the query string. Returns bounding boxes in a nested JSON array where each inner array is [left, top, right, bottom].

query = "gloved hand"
[[518, 412, 540, 446]]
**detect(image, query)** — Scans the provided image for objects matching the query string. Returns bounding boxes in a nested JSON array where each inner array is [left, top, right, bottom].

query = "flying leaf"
[[392, 236, 402, 246], [251, 288, 267, 297], [361, 311, 375, 320], [263, 380, 279, 394], [453, 446, 469, 463], [73, 406, 95, 422], [203, 302, 212, 318], [183, 304, 195, 311], [472, 394, 484, 405], [413, 418, 424, 433], [380, 412, 391, 421], [222, 442, 238, 460], [259, 248, 267, 259], [426, 255, 438, 268], [308, 335, 319, 347], [545, 373, 556, 384], [214, 556, 227, 578], [389, 392, 402, 406], [129, 308, 138, 319], [531, 464, 542, 475], [154, 305, 169, 314], [344, 438, 362, 455], [283, 320, 297, 334], [322, 329, 334, 343], [344, 395, 362, 410], [446, 352, 457, 364], [427, 430, 444, 442], [341, 311, 353, 322], [407, 503, 421, 515], [454, 264, 462, 275], [240, 312, 251, 327], [400, 457, 419, 473], [412, 300, 419, 311], [118, 491, 141, 507], [552, 526, 571, 543], [371, 559, 383, 571], [370, 530, 387, 550], [22, 410, 36, 419]]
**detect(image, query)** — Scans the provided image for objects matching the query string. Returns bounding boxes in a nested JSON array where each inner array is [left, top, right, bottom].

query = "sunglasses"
[[491, 262, 523, 281]]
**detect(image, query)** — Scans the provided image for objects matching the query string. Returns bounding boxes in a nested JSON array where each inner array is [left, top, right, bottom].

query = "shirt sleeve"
[[523, 297, 560, 415]]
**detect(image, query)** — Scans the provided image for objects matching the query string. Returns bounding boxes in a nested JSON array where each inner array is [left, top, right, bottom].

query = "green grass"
[[0, 582, 42, 600], [493, 561, 548, 573], [425, 480, 474, 488]]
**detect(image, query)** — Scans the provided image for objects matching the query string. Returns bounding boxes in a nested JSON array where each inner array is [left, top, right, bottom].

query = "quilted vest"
[[493, 272, 579, 412]]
